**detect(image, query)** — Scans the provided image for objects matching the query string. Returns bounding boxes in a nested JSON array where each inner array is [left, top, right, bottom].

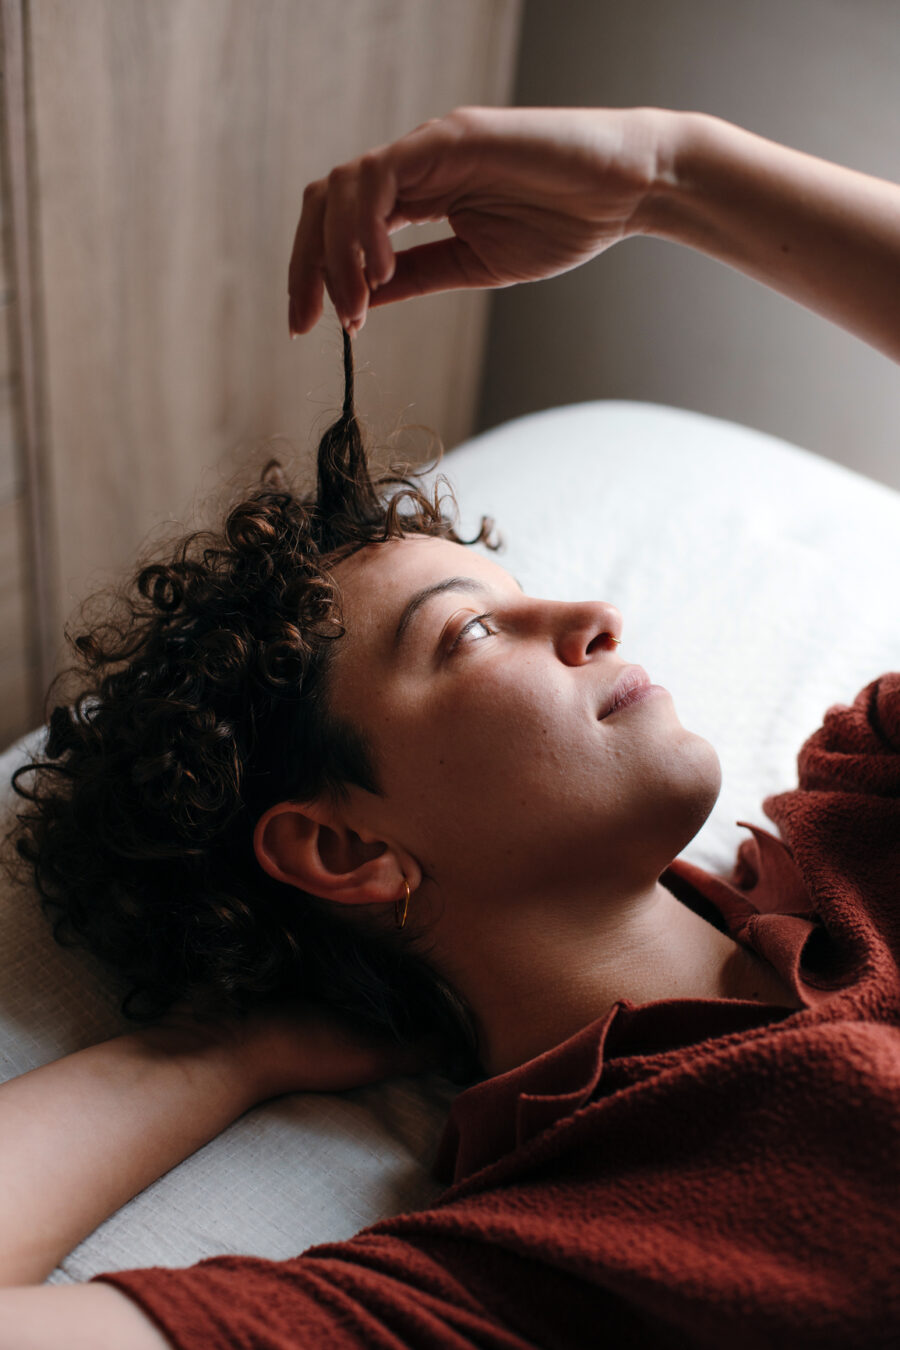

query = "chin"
[[673, 732, 723, 846], [613, 732, 722, 882]]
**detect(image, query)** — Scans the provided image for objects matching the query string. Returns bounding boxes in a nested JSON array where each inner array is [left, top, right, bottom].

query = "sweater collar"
[[435, 824, 819, 1187]]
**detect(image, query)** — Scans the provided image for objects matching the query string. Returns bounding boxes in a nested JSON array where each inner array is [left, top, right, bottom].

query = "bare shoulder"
[[0, 1282, 173, 1350]]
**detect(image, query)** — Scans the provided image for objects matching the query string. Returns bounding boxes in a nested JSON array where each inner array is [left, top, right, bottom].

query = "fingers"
[[322, 164, 372, 334], [288, 164, 380, 337], [289, 121, 450, 336], [357, 152, 398, 291]]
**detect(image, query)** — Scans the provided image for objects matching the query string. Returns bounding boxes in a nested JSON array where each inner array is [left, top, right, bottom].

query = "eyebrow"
[[393, 576, 491, 651]]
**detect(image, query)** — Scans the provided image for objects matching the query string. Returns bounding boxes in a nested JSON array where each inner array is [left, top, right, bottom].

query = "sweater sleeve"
[[791, 673, 900, 794], [93, 1233, 539, 1350], [761, 672, 900, 975]]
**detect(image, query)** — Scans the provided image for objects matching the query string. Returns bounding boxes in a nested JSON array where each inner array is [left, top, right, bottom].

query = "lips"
[[598, 665, 652, 720]]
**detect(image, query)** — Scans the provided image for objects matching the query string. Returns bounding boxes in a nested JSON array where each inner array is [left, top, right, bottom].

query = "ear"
[[253, 800, 418, 909]]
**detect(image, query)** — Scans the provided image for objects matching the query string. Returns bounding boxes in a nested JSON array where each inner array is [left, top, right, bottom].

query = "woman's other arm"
[[0, 1021, 255, 1348], [0, 1019, 263, 1287], [289, 106, 900, 364], [0, 1007, 433, 1346], [0, 1284, 172, 1349]]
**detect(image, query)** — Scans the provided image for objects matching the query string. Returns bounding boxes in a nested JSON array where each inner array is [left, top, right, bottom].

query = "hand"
[[156, 999, 446, 1102], [239, 999, 446, 1100], [288, 105, 669, 336]]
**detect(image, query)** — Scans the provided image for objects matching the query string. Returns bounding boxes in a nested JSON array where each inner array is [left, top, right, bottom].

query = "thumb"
[[368, 235, 500, 310]]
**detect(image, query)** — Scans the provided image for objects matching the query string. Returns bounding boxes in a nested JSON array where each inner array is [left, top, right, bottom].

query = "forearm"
[[0, 1000, 429, 1288], [642, 110, 900, 363], [0, 1024, 261, 1287]]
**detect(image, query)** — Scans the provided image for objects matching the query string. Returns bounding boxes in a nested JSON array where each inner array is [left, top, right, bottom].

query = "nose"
[[551, 600, 623, 666]]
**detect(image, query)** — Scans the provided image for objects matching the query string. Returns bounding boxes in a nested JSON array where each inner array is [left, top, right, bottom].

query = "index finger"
[[287, 178, 327, 335]]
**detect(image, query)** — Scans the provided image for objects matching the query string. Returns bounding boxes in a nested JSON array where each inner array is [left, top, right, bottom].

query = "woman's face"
[[327, 535, 721, 904]]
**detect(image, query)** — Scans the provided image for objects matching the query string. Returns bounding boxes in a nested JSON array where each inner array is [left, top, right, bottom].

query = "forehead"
[[330, 535, 515, 658]]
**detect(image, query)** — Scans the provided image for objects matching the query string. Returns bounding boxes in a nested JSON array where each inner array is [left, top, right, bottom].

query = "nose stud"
[[608, 634, 622, 645]]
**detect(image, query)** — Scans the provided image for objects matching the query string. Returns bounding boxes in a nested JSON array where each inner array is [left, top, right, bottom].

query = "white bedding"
[[2, 398, 898, 1282]]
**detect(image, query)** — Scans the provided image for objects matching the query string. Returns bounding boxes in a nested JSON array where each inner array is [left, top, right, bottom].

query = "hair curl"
[[7, 330, 497, 1083]]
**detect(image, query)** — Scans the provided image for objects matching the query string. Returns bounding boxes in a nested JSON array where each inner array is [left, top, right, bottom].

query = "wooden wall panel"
[[0, 496, 31, 748], [24, 0, 521, 713], [0, 1, 41, 748]]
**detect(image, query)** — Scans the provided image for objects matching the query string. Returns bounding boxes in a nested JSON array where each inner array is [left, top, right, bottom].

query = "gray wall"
[[476, 0, 900, 492]]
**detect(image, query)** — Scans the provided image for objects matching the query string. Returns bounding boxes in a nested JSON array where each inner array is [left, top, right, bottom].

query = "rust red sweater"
[[97, 675, 900, 1348]]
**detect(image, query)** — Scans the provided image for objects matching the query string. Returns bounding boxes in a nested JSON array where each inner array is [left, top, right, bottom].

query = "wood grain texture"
[[0, 494, 33, 748], [1, 0, 59, 739], [23, 0, 521, 716], [0, 1, 41, 745]]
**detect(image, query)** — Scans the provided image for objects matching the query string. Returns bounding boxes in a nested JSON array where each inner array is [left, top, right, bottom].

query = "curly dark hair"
[[7, 330, 496, 1083]]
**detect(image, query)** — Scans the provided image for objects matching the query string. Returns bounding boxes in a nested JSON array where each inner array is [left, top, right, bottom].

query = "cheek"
[[431, 671, 565, 772], [405, 693, 712, 831], [374, 658, 509, 746], [381, 673, 590, 838]]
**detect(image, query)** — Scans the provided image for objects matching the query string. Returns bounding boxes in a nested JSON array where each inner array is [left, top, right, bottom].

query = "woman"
[[1, 106, 898, 1348]]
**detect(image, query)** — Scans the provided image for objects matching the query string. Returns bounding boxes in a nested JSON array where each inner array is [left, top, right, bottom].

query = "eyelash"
[[447, 612, 497, 653]]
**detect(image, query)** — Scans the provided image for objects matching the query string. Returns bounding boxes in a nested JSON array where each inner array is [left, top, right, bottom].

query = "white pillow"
[[2, 399, 898, 1283]]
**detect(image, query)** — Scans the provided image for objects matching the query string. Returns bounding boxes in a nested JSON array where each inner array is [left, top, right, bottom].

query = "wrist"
[[133, 1012, 270, 1111], [631, 107, 721, 241]]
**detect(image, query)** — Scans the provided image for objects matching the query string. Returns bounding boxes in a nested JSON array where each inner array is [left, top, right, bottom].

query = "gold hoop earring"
[[395, 876, 411, 930]]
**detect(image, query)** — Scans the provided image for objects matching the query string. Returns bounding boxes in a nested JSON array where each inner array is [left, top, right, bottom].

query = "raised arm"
[[288, 106, 900, 364], [647, 111, 900, 364]]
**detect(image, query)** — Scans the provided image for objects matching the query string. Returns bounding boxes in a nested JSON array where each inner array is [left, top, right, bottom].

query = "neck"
[[428, 877, 800, 1078]]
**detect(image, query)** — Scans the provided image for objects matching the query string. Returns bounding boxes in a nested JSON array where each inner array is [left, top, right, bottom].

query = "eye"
[[447, 612, 497, 653]]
